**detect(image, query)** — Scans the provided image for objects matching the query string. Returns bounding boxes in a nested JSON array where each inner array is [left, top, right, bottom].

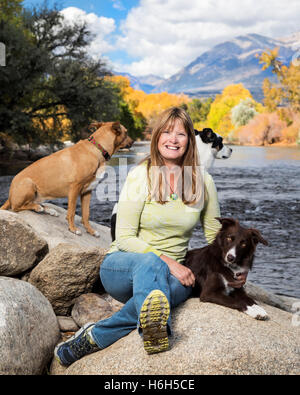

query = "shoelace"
[[70, 332, 95, 358]]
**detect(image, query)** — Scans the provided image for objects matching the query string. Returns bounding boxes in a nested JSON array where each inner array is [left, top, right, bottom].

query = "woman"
[[55, 107, 222, 366]]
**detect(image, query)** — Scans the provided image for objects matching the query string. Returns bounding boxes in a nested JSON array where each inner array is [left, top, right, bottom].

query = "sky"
[[22, 0, 300, 78]]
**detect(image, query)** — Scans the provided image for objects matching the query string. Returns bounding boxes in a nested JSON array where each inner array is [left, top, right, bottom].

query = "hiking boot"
[[140, 289, 170, 354], [54, 322, 99, 366]]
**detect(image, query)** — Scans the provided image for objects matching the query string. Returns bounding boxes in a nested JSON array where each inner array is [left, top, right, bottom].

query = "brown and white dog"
[[0, 121, 133, 237], [185, 217, 269, 320]]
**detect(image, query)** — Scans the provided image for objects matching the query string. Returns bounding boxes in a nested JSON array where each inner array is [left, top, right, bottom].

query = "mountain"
[[113, 71, 165, 93], [278, 32, 300, 47], [152, 33, 299, 101]]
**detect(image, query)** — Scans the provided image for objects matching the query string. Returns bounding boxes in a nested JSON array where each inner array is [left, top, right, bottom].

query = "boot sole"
[[140, 290, 170, 354]]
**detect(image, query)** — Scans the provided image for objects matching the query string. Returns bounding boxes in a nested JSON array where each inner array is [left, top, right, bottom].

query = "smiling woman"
[[147, 107, 203, 205], [157, 119, 189, 168]]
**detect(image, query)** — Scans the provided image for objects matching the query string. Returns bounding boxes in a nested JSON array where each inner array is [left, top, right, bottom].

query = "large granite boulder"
[[0, 277, 60, 375], [50, 298, 300, 375], [15, 203, 111, 250], [71, 293, 124, 327], [0, 210, 48, 276], [28, 243, 107, 315]]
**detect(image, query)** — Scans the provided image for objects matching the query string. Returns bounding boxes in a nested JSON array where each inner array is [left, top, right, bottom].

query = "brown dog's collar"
[[88, 136, 111, 161]]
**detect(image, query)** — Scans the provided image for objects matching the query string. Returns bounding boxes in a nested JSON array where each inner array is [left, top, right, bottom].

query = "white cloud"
[[59, 2, 300, 78], [111, 0, 126, 11], [114, 0, 300, 77], [60, 7, 116, 57]]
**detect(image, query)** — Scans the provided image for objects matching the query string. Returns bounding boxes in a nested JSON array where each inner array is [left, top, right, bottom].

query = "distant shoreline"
[[225, 142, 300, 147], [0, 141, 299, 176]]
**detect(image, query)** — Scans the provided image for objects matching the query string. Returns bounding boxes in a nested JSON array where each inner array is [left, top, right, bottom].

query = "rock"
[[0, 210, 48, 276], [28, 145, 54, 161], [245, 282, 298, 313], [13, 149, 29, 161], [71, 293, 123, 327], [101, 293, 124, 314], [15, 203, 111, 250], [0, 277, 60, 375], [57, 316, 79, 332], [50, 298, 300, 375], [28, 243, 107, 315], [278, 295, 300, 313]]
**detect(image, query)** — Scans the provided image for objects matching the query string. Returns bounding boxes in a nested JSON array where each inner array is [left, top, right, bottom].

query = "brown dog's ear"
[[112, 121, 122, 135], [216, 217, 237, 229], [249, 229, 268, 246]]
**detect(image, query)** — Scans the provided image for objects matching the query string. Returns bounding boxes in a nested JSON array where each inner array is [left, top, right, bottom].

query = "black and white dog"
[[195, 128, 232, 170], [110, 128, 232, 240]]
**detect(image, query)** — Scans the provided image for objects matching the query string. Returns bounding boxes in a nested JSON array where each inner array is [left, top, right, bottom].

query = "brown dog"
[[1, 121, 133, 237]]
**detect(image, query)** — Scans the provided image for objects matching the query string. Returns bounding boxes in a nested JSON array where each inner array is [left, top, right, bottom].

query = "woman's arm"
[[200, 172, 222, 244]]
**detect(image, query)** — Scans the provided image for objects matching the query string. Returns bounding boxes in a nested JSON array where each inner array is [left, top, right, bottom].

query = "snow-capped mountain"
[[151, 32, 300, 101]]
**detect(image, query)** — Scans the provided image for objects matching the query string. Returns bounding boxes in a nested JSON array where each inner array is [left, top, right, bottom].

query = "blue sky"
[[23, 0, 138, 21], [23, 0, 140, 68], [22, 0, 300, 78]]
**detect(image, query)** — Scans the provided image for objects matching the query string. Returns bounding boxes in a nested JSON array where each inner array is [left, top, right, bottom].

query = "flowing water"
[[0, 143, 299, 297]]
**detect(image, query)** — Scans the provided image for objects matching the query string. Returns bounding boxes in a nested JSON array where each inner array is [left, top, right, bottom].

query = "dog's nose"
[[227, 254, 235, 263]]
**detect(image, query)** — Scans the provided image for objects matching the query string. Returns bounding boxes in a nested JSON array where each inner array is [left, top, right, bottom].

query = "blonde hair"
[[142, 107, 204, 206]]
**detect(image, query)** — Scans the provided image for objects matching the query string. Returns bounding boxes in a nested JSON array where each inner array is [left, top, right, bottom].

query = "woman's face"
[[157, 118, 189, 167]]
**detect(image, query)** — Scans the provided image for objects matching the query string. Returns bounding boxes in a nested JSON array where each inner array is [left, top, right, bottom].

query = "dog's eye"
[[241, 242, 247, 248], [226, 236, 234, 242]]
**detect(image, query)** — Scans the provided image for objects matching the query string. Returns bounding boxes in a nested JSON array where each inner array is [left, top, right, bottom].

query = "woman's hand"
[[160, 254, 195, 287]]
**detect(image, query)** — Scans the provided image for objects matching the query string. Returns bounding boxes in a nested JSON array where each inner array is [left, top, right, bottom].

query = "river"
[[0, 142, 299, 298]]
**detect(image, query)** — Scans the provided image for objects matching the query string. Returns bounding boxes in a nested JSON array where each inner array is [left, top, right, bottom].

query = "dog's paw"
[[93, 231, 100, 238], [69, 228, 82, 236], [244, 304, 269, 320]]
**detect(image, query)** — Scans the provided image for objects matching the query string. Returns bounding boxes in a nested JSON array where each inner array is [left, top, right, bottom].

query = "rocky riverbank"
[[0, 204, 299, 375], [0, 142, 72, 176]]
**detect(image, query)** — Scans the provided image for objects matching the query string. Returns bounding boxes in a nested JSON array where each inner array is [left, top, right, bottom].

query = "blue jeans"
[[91, 251, 192, 349]]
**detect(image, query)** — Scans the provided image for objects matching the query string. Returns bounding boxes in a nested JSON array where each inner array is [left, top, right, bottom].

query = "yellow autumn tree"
[[32, 106, 72, 142], [258, 47, 300, 145], [259, 47, 300, 112], [137, 91, 190, 121], [206, 84, 258, 138], [107, 75, 190, 122]]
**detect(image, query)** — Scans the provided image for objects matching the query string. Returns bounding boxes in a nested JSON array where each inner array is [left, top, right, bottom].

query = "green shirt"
[[108, 162, 221, 263]]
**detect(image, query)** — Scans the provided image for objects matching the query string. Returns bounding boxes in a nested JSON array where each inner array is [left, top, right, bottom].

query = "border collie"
[[195, 128, 232, 170], [110, 128, 232, 240], [185, 217, 269, 320]]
